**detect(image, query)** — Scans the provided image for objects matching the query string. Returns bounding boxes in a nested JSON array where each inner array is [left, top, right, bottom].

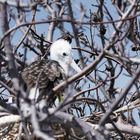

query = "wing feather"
[[22, 59, 65, 91]]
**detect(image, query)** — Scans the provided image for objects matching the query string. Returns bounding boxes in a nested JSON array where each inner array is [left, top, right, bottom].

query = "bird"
[[21, 34, 82, 105]]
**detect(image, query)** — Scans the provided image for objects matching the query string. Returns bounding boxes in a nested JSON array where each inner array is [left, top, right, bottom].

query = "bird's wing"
[[22, 59, 66, 90]]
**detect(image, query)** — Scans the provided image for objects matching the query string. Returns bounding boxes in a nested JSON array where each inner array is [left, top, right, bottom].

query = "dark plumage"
[[22, 59, 66, 102]]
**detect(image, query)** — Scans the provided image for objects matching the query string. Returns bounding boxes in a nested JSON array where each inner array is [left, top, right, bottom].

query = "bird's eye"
[[63, 52, 67, 56]]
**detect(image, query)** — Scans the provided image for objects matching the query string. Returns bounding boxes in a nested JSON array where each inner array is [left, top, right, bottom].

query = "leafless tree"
[[0, 0, 140, 140]]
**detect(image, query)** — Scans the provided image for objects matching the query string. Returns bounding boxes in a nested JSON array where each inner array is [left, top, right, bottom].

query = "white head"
[[50, 39, 81, 75]]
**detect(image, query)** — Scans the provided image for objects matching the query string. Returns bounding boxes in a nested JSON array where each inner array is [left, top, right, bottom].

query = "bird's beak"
[[70, 59, 82, 73]]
